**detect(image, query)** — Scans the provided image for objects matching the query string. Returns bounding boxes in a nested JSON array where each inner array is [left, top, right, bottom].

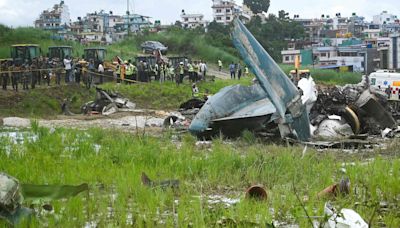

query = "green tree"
[[244, 13, 305, 62], [278, 10, 290, 20], [243, 0, 270, 14]]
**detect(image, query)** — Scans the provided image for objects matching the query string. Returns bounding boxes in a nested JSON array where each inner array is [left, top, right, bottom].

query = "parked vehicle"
[[141, 41, 168, 54]]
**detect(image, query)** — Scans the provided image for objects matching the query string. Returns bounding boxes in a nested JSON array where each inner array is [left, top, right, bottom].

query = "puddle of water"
[[0, 131, 38, 144]]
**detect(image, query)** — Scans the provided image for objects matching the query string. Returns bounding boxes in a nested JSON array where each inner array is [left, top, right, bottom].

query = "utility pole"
[[127, 0, 130, 37]]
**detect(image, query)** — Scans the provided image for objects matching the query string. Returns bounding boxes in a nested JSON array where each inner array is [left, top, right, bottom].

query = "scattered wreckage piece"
[[189, 19, 311, 141], [0, 173, 88, 225], [311, 78, 397, 138], [355, 90, 396, 130], [245, 185, 268, 201], [21, 183, 89, 203], [81, 87, 136, 116], [141, 172, 179, 190], [317, 178, 350, 199], [179, 98, 205, 111], [324, 202, 368, 228], [287, 138, 376, 150]]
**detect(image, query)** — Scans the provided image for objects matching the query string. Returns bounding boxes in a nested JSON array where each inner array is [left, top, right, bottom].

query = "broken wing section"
[[232, 19, 311, 141]]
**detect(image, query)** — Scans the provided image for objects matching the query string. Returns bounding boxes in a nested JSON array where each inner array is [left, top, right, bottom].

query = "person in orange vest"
[[120, 60, 127, 83]]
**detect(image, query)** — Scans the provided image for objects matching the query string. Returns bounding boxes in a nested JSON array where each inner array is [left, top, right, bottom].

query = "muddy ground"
[[0, 110, 174, 134]]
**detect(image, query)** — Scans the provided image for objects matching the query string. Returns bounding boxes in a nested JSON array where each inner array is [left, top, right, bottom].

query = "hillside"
[[0, 24, 239, 64]]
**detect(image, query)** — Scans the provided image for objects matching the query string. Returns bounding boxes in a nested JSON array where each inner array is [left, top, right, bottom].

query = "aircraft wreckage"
[[189, 19, 312, 141], [188, 19, 397, 142]]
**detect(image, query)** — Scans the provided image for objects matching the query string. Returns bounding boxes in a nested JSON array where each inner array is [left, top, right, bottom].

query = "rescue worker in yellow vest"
[[169, 64, 175, 82], [244, 66, 249, 77], [188, 62, 194, 82], [125, 59, 134, 84], [115, 60, 121, 83], [131, 60, 138, 82], [193, 61, 200, 82], [192, 83, 199, 98], [178, 62, 184, 85]]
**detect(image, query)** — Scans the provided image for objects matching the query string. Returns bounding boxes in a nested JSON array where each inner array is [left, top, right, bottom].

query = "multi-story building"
[[348, 14, 366, 38], [377, 37, 391, 69], [180, 10, 209, 29], [34, 1, 70, 33], [294, 18, 327, 43], [70, 10, 151, 43], [212, 0, 246, 25], [281, 41, 380, 73], [373, 11, 398, 25]]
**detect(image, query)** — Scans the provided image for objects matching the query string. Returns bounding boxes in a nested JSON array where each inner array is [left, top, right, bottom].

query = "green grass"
[[0, 77, 253, 118], [0, 24, 362, 86], [0, 24, 239, 65], [280, 64, 363, 85], [0, 126, 399, 227]]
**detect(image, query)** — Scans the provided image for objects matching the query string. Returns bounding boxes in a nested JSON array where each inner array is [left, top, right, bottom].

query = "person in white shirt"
[[98, 62, 105, 84], [63, 56, 72, 83], [200, 61, 207, 80]]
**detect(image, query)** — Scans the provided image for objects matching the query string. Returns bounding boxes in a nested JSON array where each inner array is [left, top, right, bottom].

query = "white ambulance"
[[369, 70, 400, 90]]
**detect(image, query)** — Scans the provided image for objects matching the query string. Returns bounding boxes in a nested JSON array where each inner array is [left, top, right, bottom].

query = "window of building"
[[226, 9, 230, 13], [320, 53, 327, 57], [226, 16, 231, 20], [216, 17, 222, 20], [217, 9, 221, 13], [285, 56, 290, 61], [185, 18, 188, 22]]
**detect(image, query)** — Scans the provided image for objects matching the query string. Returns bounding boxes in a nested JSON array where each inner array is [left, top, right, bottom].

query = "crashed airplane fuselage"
[[189, 19, 311, 141]]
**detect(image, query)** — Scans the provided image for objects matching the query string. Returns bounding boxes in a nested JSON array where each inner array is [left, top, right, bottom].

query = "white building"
[[373, 11, 398, 25], [180, 10, 209, 29], [281, 49, 301, 64], [364, 29, 381, 39], [34, 1, 70, 32], [212, 0, 239, 25]]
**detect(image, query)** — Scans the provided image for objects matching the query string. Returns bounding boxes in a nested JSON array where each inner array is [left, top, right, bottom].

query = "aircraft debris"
[[317, 178, 350, 199], [245, 185, 268, 201], [0, 172, 88, 225], [81, 87, 136, 116], [189, 19, 311, 141], [323, 202, 368, 228], [311, 76, 396, 138], [141, 172, 179, 190]]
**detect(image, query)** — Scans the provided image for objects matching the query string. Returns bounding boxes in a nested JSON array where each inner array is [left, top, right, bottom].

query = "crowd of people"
[[218, 59, 249, 80], [113, 58, 209, 85], [0, 55, 105, 91], [0, 56, 252, 92]]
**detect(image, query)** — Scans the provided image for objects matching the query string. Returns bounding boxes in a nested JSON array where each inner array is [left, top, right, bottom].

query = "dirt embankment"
[[0, 85, 93, 118]]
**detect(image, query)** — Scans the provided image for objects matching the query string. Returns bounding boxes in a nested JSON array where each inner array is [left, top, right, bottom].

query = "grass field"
[[0, 76, 253, 118], [0, 125, 399, 227]]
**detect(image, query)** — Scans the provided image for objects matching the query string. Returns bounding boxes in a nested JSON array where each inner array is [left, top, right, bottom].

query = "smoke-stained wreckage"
[[189, 19, 312, 141], [187, 19, 398, 144]]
